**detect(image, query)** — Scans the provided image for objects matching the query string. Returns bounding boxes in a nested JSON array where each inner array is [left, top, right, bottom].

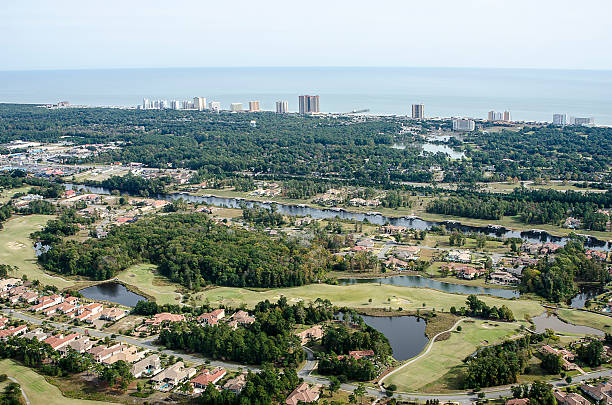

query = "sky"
[[2, 0, 612, 71]]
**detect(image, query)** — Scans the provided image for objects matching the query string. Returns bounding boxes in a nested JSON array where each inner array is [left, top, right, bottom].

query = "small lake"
[[79, 282, 147, 307], [392, 142, 465, 159], [339, 313, 429, 361], [339, 275, 520, 299], [531, 313, 604, 336]]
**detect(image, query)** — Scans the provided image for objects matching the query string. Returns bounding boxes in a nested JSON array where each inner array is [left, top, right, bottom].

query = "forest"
[[426, 187, 612, 230], [519, 242, 609, 302], [2, 104, 611, 189], [38, 212, 333, 288]]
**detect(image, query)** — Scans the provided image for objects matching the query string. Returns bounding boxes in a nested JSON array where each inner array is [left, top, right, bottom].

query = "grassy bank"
[[385, 320, 521, 393], [0, 359, 111, 405], [0, 215, 74, 289], [115, 263, 182, 306]]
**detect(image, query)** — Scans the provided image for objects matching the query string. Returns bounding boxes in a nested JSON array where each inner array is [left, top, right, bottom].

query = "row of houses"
[[508, 382, 612, 405]]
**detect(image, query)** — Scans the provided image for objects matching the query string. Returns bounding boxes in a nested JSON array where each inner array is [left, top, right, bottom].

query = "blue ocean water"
[[0, 67, 611, 124]]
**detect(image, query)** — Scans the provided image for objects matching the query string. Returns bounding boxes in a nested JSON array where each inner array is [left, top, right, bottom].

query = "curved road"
[[6, 307, 612, 404]]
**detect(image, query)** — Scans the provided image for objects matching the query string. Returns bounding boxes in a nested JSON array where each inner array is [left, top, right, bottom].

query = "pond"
[[391, 142, 465, 159], [338, 312, 429, 361], [531, 313, 604, 336], [570, 286, 603, 309], [339, 275, 520, 299], [79, 282, 147, 307]]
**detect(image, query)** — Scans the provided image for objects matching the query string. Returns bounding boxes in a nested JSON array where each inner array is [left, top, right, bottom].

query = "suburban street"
[[5, 306, 612, 404]]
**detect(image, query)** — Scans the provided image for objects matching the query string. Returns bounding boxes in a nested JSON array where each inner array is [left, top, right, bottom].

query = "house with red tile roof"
[[44, 333, 79, 351], [191, 368, 227, 390], [198, 309, 225, 325], [285, 383, 321, 405], [145, 312, 185, 326], [0, 325, 27, 340], [506, 399, 529, 405]]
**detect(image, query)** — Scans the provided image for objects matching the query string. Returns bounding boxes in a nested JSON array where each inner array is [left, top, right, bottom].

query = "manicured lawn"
[[385, 320, 521, 392], [0, 359, 111, 405], [193, 283, 545, 321], [115, 263, 182, 306], [0, 215, 73, 288], [556, 309, 612, 333]]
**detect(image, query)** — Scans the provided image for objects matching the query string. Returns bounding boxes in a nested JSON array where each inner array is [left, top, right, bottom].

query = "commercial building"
[[553, 113, 567, 125], [248, 101, 260, 112], [230, 103, 243, 112], [571, 116, 594, 126], [452, 118, 476, 131], [170, 100, 181, 110], [411, 104, 424, 119], [142, 99, 151, 109], [193, 97, 206, 111], [276, 100, 289, 113], [298, 95, 320, 114], [209, 101, 221, 112]]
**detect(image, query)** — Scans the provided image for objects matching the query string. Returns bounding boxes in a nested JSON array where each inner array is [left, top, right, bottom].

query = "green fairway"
[[115, 263, 182, 306], [192, 282, 545, 321], [0, 359, 111, 405], [385, 320, 521, 392], [0, 215, 73, 288]]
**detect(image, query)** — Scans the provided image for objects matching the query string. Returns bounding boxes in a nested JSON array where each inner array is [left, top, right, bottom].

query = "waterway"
[[63, 183, 611, 250], [79, 282, 147, 307], [339, 275, 519, 299]]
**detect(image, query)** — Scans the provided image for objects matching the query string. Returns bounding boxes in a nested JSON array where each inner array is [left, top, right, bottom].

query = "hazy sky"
[[2, 0, 611, 71]]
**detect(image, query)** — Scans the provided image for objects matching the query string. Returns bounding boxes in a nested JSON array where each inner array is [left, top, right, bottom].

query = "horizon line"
[[1, 65, 612, 73]]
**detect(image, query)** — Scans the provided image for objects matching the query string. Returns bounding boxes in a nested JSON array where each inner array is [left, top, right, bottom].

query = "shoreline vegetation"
[[178, 187, 612, 241]]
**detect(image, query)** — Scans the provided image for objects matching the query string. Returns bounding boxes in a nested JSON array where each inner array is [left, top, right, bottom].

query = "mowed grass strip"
[[193, 283, 545, 321], [0, 359, 111, 405], [0, 215, 73, 288], [115, 263, 182, 306], [556, 309, 612, 333], [385, 320, 521, 393]]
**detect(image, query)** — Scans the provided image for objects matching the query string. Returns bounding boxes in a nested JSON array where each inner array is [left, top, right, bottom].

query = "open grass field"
[[115, 263, 182, 306], [556, 309, 612, 333], [385, 320, 522, 392], [0, 186, 30, 204], [192, 282, 545, 321], [0, 359, 111, 405], [0, 215, 74, 288]]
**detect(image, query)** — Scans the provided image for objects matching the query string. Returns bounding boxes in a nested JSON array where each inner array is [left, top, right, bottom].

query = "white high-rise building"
[[276, 101, 289, 113], [171, 100, 181, 110], [452, 118, 476, 132], [160, 100, 169, 109], [209, 101, 221, 112], [553, 114, 567, 125], [193, 97, 206, 111], [230, 103, 243, 112], [142, 99, 151, 109]]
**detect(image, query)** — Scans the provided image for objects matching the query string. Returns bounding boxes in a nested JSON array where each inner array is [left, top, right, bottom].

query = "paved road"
[[7, 376, 30, 405], [7, 307, 612, 404], [2, 308, 259, 374]]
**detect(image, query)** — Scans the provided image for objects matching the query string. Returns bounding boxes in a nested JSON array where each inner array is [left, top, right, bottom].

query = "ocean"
[[0, 67, 611, 125]]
